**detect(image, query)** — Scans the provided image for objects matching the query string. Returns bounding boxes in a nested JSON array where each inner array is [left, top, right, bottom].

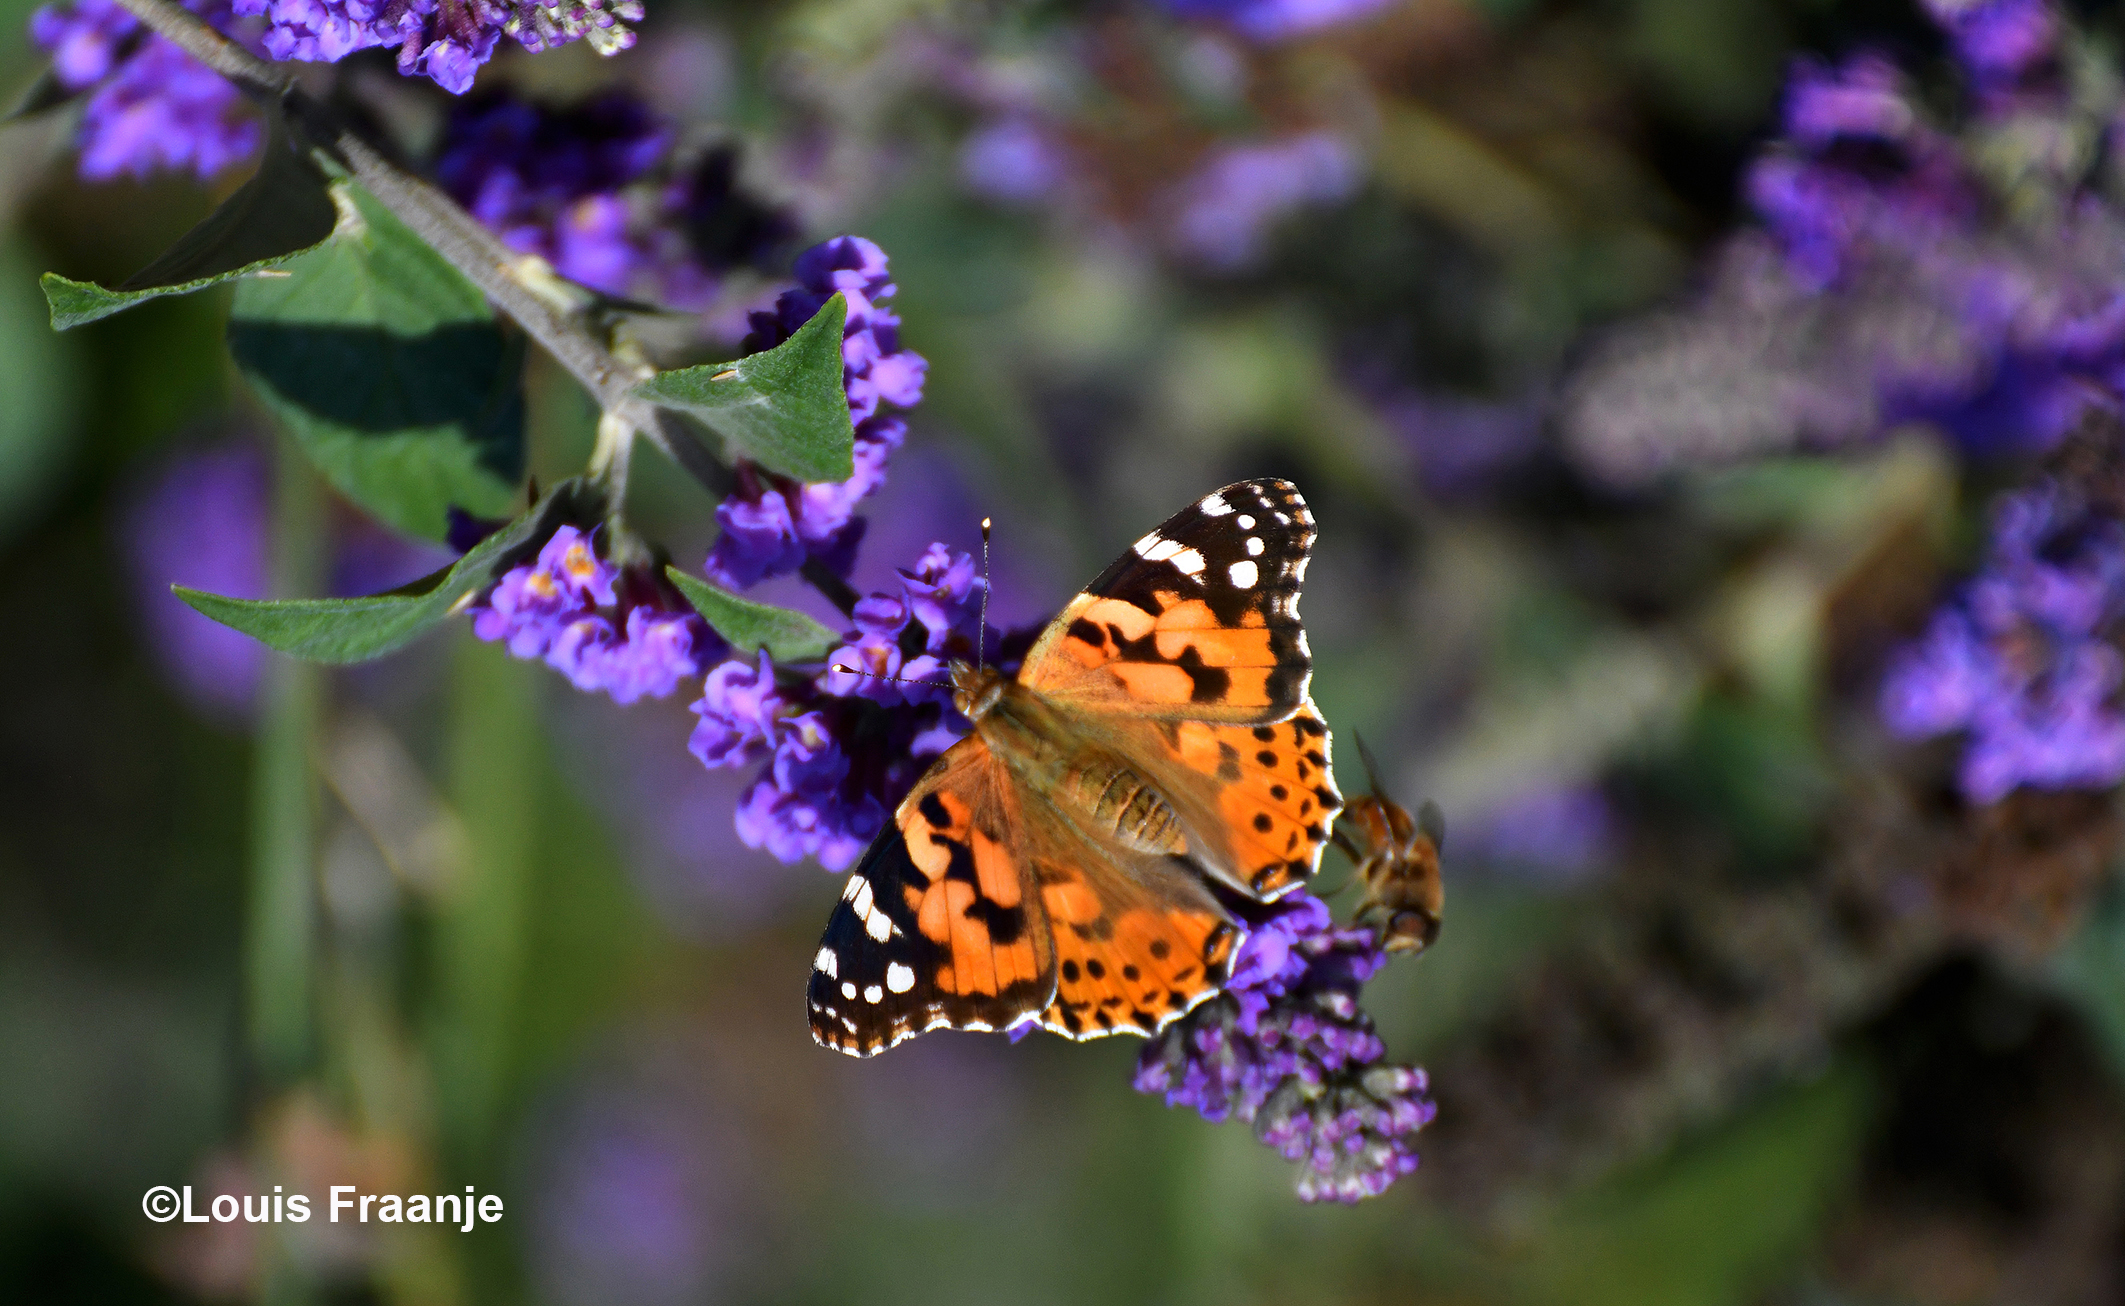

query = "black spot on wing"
[[917, 791, 950, 829], [1176, 646, 1230, 702]]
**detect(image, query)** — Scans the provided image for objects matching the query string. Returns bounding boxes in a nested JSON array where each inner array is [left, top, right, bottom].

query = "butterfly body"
[[810, 479, 1340, 1056]]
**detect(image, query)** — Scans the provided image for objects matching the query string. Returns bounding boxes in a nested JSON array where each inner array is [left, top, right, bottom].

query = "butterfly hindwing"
[[1020, 804, 1241, 1040], [807, 741, 1056, 1056], [1020, 479, 1314, 724], [1137, 701, 1342, 900]]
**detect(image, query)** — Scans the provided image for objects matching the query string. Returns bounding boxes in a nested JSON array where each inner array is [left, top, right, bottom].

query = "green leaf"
[[41, 117, 337, 330], [635, 293, 855, 483], [227, 180, 525, 542], [6, 66, 75, 124], [172, 479, 597, 663], [665, 566, 840, 662]]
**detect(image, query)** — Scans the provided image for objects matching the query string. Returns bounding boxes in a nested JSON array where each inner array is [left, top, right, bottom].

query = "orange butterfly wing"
[[807, 739, 1054, 1055]]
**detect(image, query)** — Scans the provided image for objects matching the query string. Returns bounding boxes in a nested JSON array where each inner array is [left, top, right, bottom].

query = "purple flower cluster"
[[469, 526, 717, 705], [1169, 132, 1362, 271], [30, 0, 260, 183], [1882, 480, 2125, 803], [688, 544, 995, 870], [1564, 0, 2125, 484], [433, 93, 793, 307], [227, 0, 643, 96], [1156, 0, 1393, 43], [705, 237, 928, 591], [1134, 893, 1435, 1202], [1924, 0, 2059, 99]]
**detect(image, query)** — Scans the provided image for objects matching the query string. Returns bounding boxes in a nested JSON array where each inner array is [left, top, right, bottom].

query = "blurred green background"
[[8, 1, 2125, 1303]]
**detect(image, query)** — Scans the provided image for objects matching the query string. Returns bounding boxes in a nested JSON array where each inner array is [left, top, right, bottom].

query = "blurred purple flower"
[[468, 526, 718, 705], [705, 236, 926, 591], [526, 1088, 732, 1306], [1157, 0, 1393, 43], [1134, 893, 1435, 1202], [1565, 4, 2123, 483], [959, 118, 1068, 206], [1170, 132, 1362, 271], [228, 0, 643, 95], [1882, 480, 2125, 803], [689, 544, 1005, 871], [1454, 783, 1615, 881], [30, 0, 260, 182], [122, 443, 272, 719], [1924, 0, 2058, 95], [1372, 387, 1547, 500]]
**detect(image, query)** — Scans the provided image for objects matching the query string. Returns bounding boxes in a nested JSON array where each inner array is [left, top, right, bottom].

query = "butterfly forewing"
[[1020, 479, 1315, 724], [807, 741, 1056, 1056]]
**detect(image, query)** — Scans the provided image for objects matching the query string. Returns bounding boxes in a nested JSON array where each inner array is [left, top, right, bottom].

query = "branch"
[[106, 0, 828, 609]]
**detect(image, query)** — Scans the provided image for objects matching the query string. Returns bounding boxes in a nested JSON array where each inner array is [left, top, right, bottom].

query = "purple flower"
[[121, 443, 272, 719], [1169, 132, 1362, 271], [688, 544, 1005, 871], [959, 118, 1068, 205], [467, 526, 718, 705], [1156, 0, 1393, 43], [227, 0, 645, 96], [31, 0, 260, 183], [704, 237, 926, 591], [1564, 3, 2123, 483], [1453, 783, 1615, 882], [1134, 893, 1435, 1202], [1881, 480, 2125, 803], [1369, 385, 1546, 500], [525, 1084, 739, 1306], [433, 92, 791, 309], [1924, 0, 2059, 95]]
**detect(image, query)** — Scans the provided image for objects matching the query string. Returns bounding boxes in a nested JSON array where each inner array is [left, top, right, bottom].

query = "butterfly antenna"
[[828, 663, 950, 689], [978, 516, 992, 674]]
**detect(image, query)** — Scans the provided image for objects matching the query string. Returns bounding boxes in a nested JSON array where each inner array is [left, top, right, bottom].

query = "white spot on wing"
[[851, 879, 873, 918], [841, 981, 857, 1000], [815, 947, 838, 977], [1199, 492, 1233, 516], [886, 962, 915, 993], [1237, 514, 1255, 529], [842, 875, 867, 902], [1169, 547, 1205, 577], [1228, 559, 1259, 588], [863, 984, 883, 1004], [1132, 532, 1163, 558], [865, 909, 893, 942], [1246, 536, 1264, 556]]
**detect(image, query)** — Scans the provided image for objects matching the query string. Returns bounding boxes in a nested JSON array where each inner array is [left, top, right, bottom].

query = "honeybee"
[[1333, 736, 1443, 955]]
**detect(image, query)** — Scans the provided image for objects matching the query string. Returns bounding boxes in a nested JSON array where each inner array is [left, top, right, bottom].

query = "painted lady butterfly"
[[1335, 735, 1444, 955], [809, 479, 1340, 1056]]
